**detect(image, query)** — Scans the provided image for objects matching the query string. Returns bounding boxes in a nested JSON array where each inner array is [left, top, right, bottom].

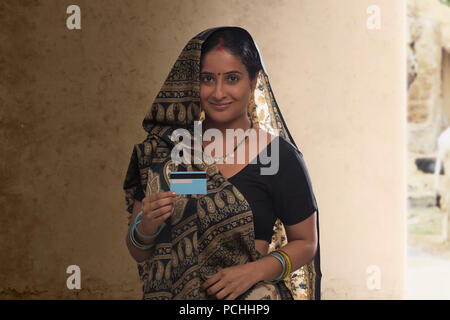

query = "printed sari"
[[123, 26, 321, 300]]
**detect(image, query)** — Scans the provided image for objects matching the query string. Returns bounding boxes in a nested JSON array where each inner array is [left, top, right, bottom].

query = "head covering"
[[123, 26, 321, 300]]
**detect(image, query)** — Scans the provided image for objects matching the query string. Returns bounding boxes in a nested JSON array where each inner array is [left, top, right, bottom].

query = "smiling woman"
[[199, 30, 260, 134], [123, 26, 321, 300], [200, 49, 254, 123]]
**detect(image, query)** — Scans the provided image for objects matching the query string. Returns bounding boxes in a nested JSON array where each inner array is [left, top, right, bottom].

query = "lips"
[[211, 102, 232, 110]]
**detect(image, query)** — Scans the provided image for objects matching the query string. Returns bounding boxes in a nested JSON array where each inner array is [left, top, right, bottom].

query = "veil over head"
[[123, 26, 321, 300]]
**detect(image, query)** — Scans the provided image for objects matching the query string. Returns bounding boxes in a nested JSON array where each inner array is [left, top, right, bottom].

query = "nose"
[[212, 77, 226, 101]]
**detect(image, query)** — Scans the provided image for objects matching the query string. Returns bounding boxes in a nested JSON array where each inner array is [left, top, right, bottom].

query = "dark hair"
[[200, 27, 263, 81]]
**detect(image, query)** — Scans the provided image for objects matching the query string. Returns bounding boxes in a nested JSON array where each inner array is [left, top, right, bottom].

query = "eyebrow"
[[200, 71, 243, 75]]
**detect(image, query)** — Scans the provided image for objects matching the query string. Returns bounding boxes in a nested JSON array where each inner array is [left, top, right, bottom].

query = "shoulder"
[[253, 128, 308, 177], [255, 126, 301, 151], [255, 127, 277, 146], [272, 133, 304, 166], [254, 127, 297, 153], [253, 127, 305, 161], [279, 134, 300, 152]]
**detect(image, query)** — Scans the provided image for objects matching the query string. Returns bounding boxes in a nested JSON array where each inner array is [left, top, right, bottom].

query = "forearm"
[[125, 224, 156, 263], [253, 239, 317, 282], [125, 199, 158, 263]]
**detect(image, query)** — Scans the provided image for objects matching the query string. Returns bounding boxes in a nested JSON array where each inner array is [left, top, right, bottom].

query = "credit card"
[[169, 171, 207, 194]]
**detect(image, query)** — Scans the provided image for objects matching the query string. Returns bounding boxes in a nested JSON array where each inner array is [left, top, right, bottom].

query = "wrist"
[[251, 258, 271, 283], [253, 255, 284, 283], [134, 223, 158, 245]]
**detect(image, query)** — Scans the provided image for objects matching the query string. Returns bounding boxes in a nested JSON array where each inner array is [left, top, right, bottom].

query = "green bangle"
[[135, 220, 165, 239], [277, 250, 292, 280], [262, 252, 286, 284], [129, 221, 156, 250], [270, 252, 287, 282], [134, 210, 165, 239]]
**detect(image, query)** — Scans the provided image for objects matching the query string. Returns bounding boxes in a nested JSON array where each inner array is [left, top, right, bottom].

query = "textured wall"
[[407, 0, 450, 153], [0, 0, 406, 299]]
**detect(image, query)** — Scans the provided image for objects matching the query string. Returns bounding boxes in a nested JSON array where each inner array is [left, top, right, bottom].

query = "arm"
[[125, 191, 177, 263], [254, 144, 319, 282], [252, 211, 318, 282], [201, 212, 318, 300], [201, 141, 318, 299], [125, 200, 157, 263]]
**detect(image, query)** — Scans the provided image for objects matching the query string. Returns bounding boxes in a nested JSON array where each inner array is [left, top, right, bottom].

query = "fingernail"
[[171, 191, 176, 195]]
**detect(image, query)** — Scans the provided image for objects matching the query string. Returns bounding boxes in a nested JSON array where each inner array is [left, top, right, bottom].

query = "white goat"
[[434, 127, 450, 194]]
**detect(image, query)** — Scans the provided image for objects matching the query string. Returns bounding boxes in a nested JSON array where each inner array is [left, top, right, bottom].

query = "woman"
[[123, 26, 321, 300]]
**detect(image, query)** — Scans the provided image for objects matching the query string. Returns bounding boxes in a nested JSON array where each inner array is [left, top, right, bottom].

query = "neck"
[[202, 115, 251, 137], [201, 116, 253, 154]]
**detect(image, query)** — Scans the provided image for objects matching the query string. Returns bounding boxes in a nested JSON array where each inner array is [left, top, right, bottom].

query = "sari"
[[123, 26, 321, 300]]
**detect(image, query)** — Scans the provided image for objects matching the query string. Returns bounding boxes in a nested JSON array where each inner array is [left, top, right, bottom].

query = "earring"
[[247, 91, 256, 121], [199, 109, 205, 122]]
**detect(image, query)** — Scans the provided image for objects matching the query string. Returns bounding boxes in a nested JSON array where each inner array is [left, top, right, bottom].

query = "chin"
[[207, 114, 233, 124], [204, 108, 234, 122]]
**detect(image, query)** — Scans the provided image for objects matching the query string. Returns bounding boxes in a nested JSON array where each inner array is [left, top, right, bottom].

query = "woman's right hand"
[[137, 191, 178, 237]]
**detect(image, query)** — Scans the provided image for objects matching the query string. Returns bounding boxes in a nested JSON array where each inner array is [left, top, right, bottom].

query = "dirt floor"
[[407, 237, 450, 299], [407, 150, 450, 299]]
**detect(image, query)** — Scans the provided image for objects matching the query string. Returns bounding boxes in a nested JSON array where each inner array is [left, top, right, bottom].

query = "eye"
[[201, 75, 214, 83], [228, 75, 240, 83]]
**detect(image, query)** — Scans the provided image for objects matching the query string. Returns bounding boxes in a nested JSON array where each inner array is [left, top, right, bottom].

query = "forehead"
[[200, 49, 246, 72]]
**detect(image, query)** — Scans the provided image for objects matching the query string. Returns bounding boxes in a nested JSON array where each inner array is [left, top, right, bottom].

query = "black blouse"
[[134, 135, 318, 243], [228, 135, 318, 242]]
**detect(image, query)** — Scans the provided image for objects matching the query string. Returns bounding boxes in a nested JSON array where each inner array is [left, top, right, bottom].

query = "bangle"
[[271, 251, 287, 281], [263, 251, 286, 283], [277, 250, 292, 279], [134, 210, 165, 239], [129, 222, 156, 250]]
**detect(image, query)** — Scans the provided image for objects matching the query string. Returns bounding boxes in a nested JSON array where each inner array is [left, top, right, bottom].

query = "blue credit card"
[[169, 171, 207, 194]]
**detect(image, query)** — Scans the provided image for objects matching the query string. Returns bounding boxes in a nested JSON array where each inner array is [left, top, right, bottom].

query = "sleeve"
[[123, 145, 145, 216], [272, 142, 318, 226]]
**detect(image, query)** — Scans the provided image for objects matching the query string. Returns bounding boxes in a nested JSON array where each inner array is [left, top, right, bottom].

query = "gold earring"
[[199, 109, 205, 122], [247, 91, 256, 119]]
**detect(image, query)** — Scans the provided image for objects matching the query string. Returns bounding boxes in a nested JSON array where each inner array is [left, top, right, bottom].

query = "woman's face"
[[199, 48, 256, 124]]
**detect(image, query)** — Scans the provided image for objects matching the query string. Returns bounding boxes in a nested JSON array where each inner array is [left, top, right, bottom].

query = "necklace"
[[203, 120, 254, 164]]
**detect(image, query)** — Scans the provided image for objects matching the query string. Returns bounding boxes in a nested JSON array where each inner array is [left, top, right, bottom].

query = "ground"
[[407, 240, 450, 299]]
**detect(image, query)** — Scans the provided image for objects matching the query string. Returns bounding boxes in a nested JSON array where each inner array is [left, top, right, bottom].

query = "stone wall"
[[408, 0, 450, 153], [407, 0, 450, 242]]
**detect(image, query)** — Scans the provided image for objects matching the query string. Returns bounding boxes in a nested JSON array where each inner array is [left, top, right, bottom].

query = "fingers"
[[151, 203, 174, 219], [200, 274, 220, 292], [200, 267, 251, 300], [201, 272, 232, 299], [224, 293, 238, 300], [154, 210, 173, 225], [137, 191, 177, 234], [142, 192, 177, 217], [215, 287, 232, 300], [152, 197, 177, 211], [147, 191, 177, 203], [204, 280, 240, 300], [205, 280, 226, 297], [142, 191, 176, 209]]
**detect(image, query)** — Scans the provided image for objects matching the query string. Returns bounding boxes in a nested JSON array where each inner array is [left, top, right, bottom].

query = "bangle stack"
[[129, 210, 165, 251], [264, 249, 292, 283]]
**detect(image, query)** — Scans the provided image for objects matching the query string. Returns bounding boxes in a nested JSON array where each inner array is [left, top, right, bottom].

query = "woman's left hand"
[[200, 262, 261, 300]]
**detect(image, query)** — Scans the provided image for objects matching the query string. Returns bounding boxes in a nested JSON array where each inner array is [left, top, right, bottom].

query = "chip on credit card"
[[169, 171, 207, 195]]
